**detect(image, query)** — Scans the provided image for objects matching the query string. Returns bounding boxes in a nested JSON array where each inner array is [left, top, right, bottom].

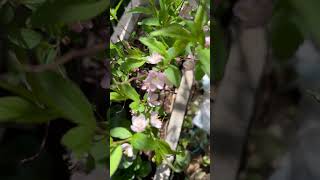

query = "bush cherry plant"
[[0, 0, 108, 177], [110, 0, 210, 178]]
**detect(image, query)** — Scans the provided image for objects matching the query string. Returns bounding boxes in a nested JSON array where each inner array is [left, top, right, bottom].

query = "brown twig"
[[24, 42, 107, 72], [20, 123, 50, 164]]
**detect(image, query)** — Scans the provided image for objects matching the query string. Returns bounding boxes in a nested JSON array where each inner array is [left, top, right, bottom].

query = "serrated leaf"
[[110, 145, 122, 177], [164, 64, 181, 87], [27, 72, 96, 127], [110, 127, 132, 139], [30, 0, 109, 26]]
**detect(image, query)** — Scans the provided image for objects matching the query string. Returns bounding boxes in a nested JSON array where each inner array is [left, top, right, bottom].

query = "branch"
[[24, 42, 107, 72]]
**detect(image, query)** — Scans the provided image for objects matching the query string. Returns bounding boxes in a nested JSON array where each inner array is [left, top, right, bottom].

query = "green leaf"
[[150, 24, 192, 41], [20, 0, 47, 11], [173, 150, 191, 172], [0, 80, 36, 103], [0, 3, 14, 24], [156, 139, 174, 155], [139, 37, 167, 55], [0, 96, 58, 124], [110, 145, 123, 177], [30, 0, 109, 26], [120, 58, 146, 72], [212, 23, 227, 81], [8, 28, 42, 49], [110, 127, 132, 139], [110, 92, 127, 102], [291, 0, 320, 47], [90, 137, 107, 163], [119, 83, 140, 102], [196, 48, 210, 76], [194, 0, 206, 31], [128, 6, 152, 15], [271, 14, 304, 60], [138, 17, 160, 26], [61, 126, 94, 156], [130, 133, 156, 151], [129, 101, 139, 112], [195, 61, 205, 81], [27, 72, 96, 127], [164, 64, 181, 87], [136, 161, 152, 178], [36, 43, 57, 64], [170, 40, 188, 59]]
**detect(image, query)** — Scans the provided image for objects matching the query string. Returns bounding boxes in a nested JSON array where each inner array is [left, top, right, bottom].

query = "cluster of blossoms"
[[121, 143, 134, 158], [130, 112, 162, 132], [129, 52, 166, 133]]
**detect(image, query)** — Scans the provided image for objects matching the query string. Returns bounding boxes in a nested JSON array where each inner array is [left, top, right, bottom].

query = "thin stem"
[[24, 42, 107, 72]]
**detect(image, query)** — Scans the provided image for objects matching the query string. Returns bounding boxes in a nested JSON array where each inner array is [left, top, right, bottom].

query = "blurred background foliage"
[[0, 0, 108, 179]]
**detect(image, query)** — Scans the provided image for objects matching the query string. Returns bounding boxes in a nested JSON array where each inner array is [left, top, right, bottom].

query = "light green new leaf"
[[110, 145, 122, 177], [110, 127, 132, 139], [150, 24, 193, 41], [138, 17, 160, 26], [110, 92, 127, 102], [128, 6, 152, 15], [164, 64, 181, 87]]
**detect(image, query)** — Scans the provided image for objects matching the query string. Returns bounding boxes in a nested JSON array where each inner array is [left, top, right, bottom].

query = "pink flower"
[[121, 143, 134, 158], [141, 70, 166, 92], [150, 112, 162, 129], [131, 115, 147, 132], [205, 36, 210, 48], [147, 53, 163, 64], [147, 92, 161, 107]]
